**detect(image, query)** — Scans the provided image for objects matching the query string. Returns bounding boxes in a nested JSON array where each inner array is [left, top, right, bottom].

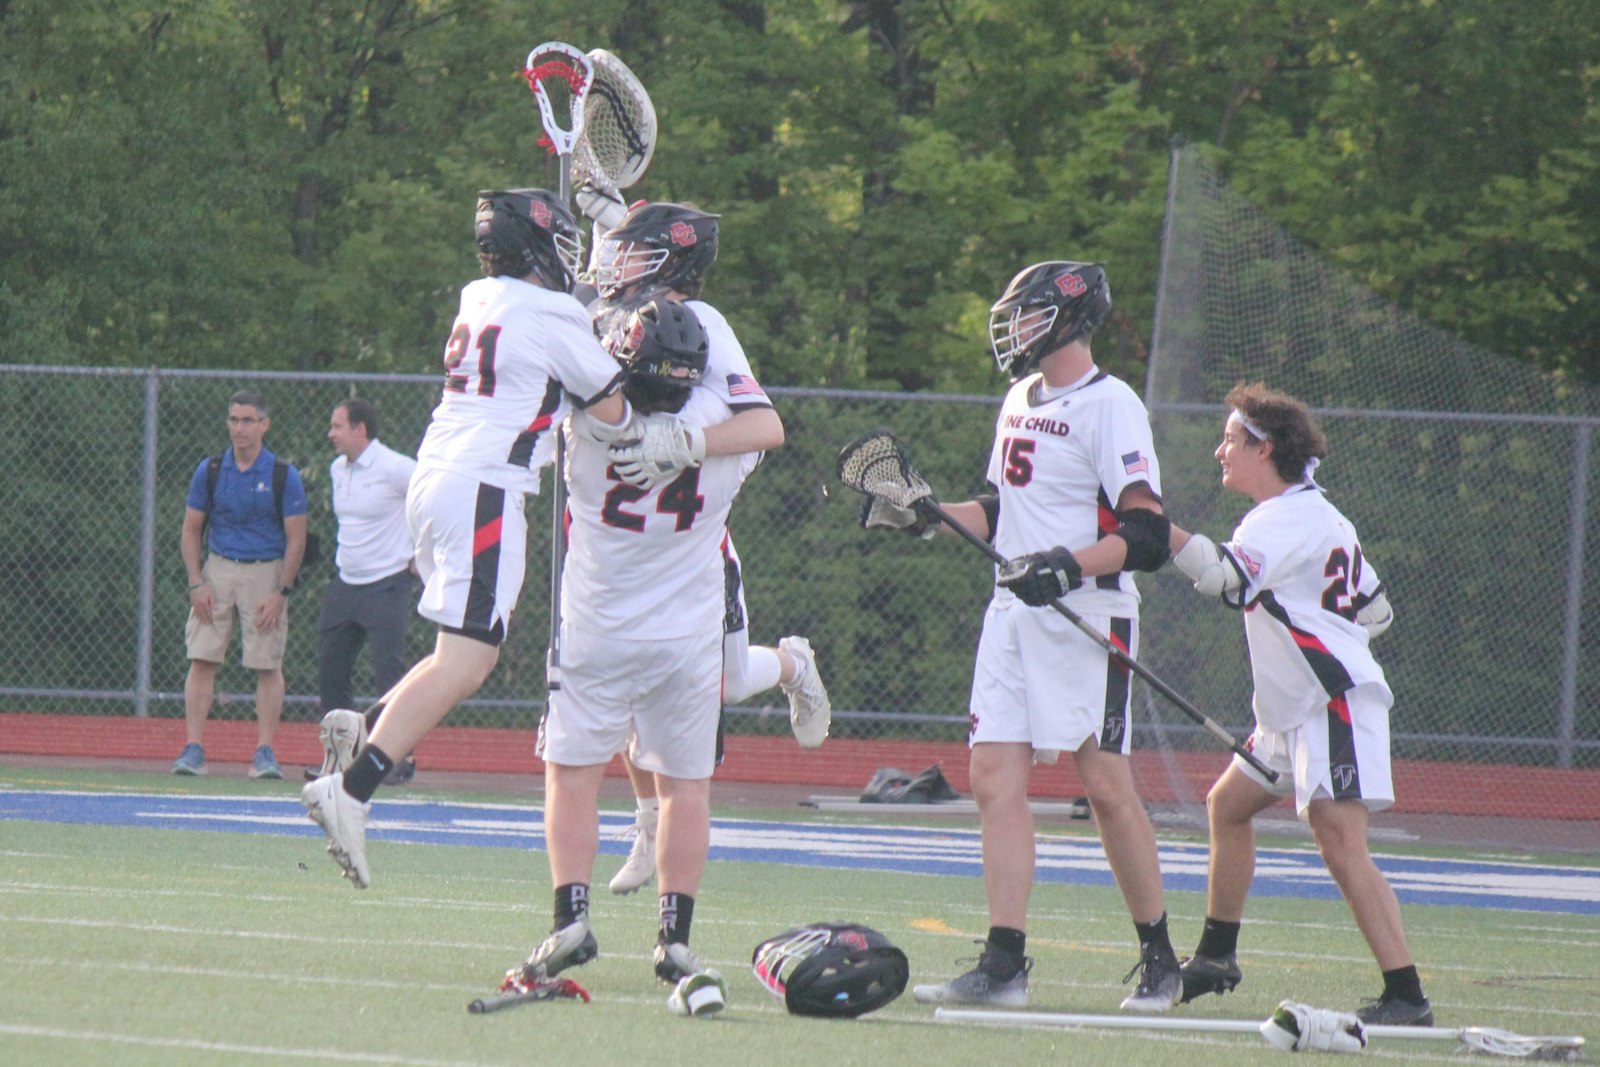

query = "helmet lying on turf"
[[752, 922, 909, 1018]]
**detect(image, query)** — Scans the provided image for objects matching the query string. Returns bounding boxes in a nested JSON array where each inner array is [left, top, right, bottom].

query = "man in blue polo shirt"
[[176, 390, 308, 778]]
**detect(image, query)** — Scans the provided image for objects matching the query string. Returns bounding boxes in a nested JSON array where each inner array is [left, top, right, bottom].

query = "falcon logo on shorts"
[[1055, 272, 1087, 297], [669, 221, 697, 246]]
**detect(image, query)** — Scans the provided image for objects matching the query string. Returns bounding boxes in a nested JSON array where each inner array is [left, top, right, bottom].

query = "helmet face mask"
[[751, 923, 909, 1018], [595, 202, 719, 299], [987, 261, 1111, 378], [474, 188, 583, 292]]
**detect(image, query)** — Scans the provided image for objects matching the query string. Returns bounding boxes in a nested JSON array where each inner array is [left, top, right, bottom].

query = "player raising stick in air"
[[880, 261, 1182, 1013], [301, 189, 633, 889], [1168, 383, 1431, 1027], [577, 196, 830, 897]]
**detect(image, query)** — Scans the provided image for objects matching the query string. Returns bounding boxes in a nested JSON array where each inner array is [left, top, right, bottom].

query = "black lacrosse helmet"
[[595, 201, 720, 299], [613, 295, 709, 415], [752, 923, 910, 1018], [988, 261, 1111, 378], [474, 188, 583, 292]]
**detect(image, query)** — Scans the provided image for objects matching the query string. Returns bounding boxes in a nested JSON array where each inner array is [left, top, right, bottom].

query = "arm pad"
[[975, 493, 1000, 544], [1171, 532, 1244, 597], [1116, 507, 1171, 572], [572, 400, 637, 445]]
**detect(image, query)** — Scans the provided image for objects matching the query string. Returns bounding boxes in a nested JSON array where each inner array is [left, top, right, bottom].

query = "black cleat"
[[1356, 994, 1434, 1027], [1179, 952, 1243, 1003]]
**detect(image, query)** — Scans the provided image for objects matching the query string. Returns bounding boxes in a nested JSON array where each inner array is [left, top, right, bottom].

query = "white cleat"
[[778, 636, 831, 748], [314, 708, 367, 778], [301, 772, 371, 889], [608, 808, 658, 895]]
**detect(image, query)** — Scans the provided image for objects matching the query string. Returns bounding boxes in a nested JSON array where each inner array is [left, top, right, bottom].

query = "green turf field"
[[1, 766, 1593, 1066]]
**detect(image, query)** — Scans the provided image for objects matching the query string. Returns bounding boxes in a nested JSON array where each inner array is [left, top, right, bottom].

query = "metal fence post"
[[1556, 422, 1591, 768], [134, 369, 160, 717]]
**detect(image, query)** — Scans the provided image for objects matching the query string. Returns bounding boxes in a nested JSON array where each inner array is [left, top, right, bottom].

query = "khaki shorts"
[[185, 555, 288, 669]]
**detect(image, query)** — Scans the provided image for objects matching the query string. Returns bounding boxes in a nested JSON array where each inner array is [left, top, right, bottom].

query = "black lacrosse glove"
[[859, 493, 940, 540], [997, 546, 1083, 606]]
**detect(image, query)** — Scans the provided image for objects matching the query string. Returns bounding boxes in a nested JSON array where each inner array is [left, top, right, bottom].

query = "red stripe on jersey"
[[1097, 501, 1117, 536], [1107, 630, 1132, 675], [1328, 691, 1352, 725], [526, 413, 553, 436], [474, 516, 503, 556]]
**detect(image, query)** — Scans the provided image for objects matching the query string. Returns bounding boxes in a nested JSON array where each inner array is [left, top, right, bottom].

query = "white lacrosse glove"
[[859, 495, 938, 540], [1259, 1000, 1368, 1054], [609, 415, 706, 488], [571, 402, 638, 446], [576, 177, 628, 232]]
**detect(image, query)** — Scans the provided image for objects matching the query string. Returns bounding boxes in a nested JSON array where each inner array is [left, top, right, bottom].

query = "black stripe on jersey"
[[1092, 487, 1120, 591], [506, 379, 566, 468], [572, 368, 628, 409], [1256, 590, 1356, 697], [1325, 693, 1362, 801], [1099, 617, 1133, 750], [721, 537, 746, 635], [464, 483, 505, 634]]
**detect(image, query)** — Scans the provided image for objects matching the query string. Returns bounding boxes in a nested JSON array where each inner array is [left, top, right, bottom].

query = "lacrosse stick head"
[[573, 49, 657, 192], [836, 428, 936, 509], [524, 42, 593, 161]]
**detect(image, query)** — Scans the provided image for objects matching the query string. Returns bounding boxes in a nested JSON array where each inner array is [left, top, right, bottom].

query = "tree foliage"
[[2, 0, 1595, 385]]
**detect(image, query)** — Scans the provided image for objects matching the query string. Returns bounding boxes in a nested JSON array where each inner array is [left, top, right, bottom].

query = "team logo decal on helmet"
[[988, 260, 1112, 379], [751, 922, 909, 1018]]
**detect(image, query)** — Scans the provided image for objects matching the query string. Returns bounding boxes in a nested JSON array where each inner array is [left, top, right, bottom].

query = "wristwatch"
[[280, 586, 294, 597]]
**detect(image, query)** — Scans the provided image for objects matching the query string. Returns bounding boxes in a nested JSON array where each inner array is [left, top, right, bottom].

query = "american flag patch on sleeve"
[[1121, 450, 1150, 476], [726, 372, 768, 399]]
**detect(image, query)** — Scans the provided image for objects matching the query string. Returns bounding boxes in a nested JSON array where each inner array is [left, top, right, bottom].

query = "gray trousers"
[[315, 568, 417, 712]]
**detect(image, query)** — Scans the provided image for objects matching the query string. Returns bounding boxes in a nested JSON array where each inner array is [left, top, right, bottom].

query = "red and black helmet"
[[595, 202, 719, 299], [474, 188, 583, 292], [988, 261, 1111, 378]]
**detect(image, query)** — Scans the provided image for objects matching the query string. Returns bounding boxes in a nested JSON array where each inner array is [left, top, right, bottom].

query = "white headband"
[[1231, 409, 1322, 487]]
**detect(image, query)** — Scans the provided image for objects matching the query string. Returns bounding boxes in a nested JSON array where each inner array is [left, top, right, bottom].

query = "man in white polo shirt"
[[308, 398, 420, 784]]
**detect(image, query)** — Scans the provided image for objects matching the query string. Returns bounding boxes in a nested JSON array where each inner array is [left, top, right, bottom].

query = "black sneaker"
[[1120, 944, 1182, 1012], [1356, 994, 1433, 1027], [1179, 952, 1242, 1003]]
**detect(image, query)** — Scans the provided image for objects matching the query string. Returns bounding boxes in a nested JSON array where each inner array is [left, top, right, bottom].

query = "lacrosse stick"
[[934, 1008, 1587, 1060], [837, 427, 1279, 783], [523, 41, 593, 703], [468, 974, 591, 1015], [572, 48, 656, 194]]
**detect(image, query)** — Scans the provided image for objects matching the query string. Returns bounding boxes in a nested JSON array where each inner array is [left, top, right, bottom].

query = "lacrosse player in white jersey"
[[881, 262, 1182, 1013], [515, 295, 761, 1015], [301, 189, 633, 890], [1168, 383, 1431, 1028], [577, 199, 830, 898]]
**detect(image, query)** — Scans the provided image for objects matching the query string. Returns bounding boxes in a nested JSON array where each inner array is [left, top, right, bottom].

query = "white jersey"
[[985, 369, 1162, 615], [685, 299, 773, 414], [1223, 485, 1392, 732], [330, 439, 416, 585], [416, 276, 623, 493], [561, 385, 759, 638]]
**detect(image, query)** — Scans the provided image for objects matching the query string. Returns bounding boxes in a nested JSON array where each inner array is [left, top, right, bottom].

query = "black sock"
[[1134, 912, 1175, 957], [659, 892, 695, 946], [343, 744, 392, 803], [987, 926, 1027, 958], [362, 701, 386, 731], [980, 927, 1026, 978], [1196, 917, 1242, 959], [554, 883, 590, 929], [1382, 964, 1425, 1004]]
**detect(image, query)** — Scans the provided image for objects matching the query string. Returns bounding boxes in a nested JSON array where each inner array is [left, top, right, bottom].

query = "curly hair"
[[1226, 382, 1326, 485]]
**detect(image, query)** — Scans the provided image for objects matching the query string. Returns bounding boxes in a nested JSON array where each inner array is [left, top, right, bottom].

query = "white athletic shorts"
[[406, 466, 526, 642], [1235, 682, 1396, 817], [968, 600, 1138, 758], [543, 623, 723, 780]]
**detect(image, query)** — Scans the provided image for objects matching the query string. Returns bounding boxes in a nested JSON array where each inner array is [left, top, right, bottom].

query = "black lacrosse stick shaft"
[[921, 499, 1279, 783]]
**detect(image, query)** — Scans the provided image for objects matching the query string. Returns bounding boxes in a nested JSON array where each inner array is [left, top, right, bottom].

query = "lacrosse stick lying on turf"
[[523, 41, 594, 706], [933, 1006, 1588, 1060], [468, 973, 591, 1015], [837, 426, 1279, 783]]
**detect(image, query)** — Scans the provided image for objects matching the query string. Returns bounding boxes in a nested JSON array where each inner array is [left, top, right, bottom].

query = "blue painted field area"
[[4, 788, 1596, 915]]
